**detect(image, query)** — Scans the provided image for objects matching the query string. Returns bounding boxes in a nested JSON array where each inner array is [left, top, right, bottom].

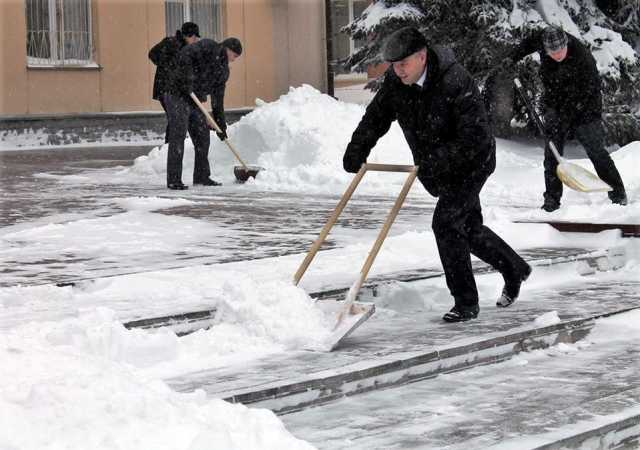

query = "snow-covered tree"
[[342, 0, 640, 145]]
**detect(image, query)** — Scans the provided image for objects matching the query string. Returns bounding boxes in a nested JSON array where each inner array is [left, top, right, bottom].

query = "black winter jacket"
[[148, 37, 185, 101], [346, 46, 495, 197], [170, 38, 230, 130], [511, 30, 602, 125]]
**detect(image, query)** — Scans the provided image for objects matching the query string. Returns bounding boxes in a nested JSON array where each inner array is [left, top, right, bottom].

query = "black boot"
[[168, 182, 189, 190], [442, 305, 479, 323], [193, 178, 222, 186], [541, 198, 560, 212], [608, 191, 628, 206], [497, 263, 532, 308]]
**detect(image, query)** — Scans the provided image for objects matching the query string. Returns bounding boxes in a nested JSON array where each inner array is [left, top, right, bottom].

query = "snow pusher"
[[190, 93, 262, 183], [294, 163, 418, 350], [513, 78, 612, 193]]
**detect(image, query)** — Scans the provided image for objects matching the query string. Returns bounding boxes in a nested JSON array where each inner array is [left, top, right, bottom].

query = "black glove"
[[343, 147, 365, 173], [216, 128, 228, 141]]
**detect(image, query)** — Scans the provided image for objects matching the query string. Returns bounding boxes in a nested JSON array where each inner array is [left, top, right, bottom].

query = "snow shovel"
[[513, 78, 611, 192], [190, 93, 262, 183], [294, 163, 418, 350]]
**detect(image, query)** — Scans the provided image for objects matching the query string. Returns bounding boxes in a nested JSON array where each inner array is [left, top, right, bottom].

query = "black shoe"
[[193, 178, 222, 186], [442, 305, 479, 323], [609, 192, 628, 206], [540, 199, 560, 212], [168, 182, 188, 190], [497, 263, 532, 308]]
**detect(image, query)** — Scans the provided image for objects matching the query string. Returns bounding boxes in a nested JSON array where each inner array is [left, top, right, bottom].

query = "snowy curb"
[[491, 408, 640, 450], [211, 306, 638, 415], [123, 246, 626, 333]]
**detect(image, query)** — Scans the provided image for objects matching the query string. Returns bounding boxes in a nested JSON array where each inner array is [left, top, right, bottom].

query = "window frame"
[[26, 0, 97, 68], [165, 0, 223, 41]]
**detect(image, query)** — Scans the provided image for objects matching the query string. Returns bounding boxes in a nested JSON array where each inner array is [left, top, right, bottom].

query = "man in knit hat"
[[343, 27, 531, 323], [506, 25, 627, 211], [163, 36, 242, 190]]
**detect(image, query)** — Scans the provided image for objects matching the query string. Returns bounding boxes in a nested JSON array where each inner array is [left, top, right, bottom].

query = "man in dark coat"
[[148, 22, 200, 143], [164, 37, 242, 190], [343, 27, 531, 322], [508, 25, 627, 211]]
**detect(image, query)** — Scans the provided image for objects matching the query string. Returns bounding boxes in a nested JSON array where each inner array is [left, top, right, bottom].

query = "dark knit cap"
[[383, 27, 428, 62], [181, 22, 200, 37], [543, 26, 568, 52], [222, 37, 243, 56]]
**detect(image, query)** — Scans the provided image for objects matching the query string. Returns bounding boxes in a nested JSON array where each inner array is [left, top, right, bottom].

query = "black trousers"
[[158, 94, 170, 144], [544, 116, 626, 203], [165, 93, 211, 186], [432, 177, 529, 310]]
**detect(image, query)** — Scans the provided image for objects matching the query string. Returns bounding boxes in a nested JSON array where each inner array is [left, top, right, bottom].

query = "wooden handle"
[[335, 168, 417, 326], [189, 93, 249, 169], [363, 163, 416, 172], [294, 164, 418, 287], [293, 164, 367, 285]]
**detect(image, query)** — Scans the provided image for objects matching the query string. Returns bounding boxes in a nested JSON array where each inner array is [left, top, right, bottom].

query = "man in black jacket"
[[509, 26, 627, 211], [343, 27, 531, 322], [148, 22, 200, 143], [164, 37, 242, 190]]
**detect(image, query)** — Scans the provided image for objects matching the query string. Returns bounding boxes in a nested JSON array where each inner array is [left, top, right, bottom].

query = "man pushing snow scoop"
[[341, 27, 531, 323]]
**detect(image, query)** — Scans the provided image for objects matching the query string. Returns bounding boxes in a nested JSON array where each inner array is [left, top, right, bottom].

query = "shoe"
[[193, 178, 222, 186], [609, 192, 628, 206], [168, 182, 188, 190], [540, 199, 560, 212], [442, 305, 479, 323], [497, 263, 532, 308]]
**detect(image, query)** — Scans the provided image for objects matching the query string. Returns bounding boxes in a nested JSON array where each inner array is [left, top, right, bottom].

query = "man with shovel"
[[505, 25, 627, 211], [148, 22, 200, 143], [343, 27, 531, 323], [164, 37, 242, 190]]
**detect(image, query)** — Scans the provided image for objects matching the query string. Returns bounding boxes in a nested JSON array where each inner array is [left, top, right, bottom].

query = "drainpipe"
[[325, 0, 335, 98]]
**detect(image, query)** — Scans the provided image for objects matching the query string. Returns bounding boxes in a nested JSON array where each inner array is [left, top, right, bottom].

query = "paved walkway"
[[281, 309, 640, 449], [167, 274, 639, 404]]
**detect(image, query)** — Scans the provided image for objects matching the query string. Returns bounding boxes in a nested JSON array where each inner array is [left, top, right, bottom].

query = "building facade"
[[0, 0, 327, 116]]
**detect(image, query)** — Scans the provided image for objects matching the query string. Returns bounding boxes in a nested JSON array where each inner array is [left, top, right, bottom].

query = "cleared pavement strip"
[[123, 246, 626, 333]]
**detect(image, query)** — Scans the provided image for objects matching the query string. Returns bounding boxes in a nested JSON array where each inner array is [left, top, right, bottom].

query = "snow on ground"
[[0, 310, 315, 450], [2, 85, 639, 449]]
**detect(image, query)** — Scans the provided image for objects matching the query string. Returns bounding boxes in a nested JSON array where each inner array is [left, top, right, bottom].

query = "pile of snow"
[[119, 85, 414, 194], [0, 310, 315, 450]]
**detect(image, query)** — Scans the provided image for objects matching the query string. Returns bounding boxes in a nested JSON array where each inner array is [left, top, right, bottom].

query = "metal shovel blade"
[[557, 162, 612, 193], [233, 165, 262, 183]]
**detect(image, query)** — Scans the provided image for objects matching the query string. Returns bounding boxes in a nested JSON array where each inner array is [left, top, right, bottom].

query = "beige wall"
[[0, 0, 326, 116]]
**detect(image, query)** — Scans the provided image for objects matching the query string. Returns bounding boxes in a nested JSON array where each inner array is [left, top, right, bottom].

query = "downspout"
[[325, 0, 335, 98]]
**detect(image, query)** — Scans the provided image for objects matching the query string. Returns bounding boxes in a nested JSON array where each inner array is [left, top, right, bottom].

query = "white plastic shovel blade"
[[316, 300, 375, 351], [557, 162, 612, 193]]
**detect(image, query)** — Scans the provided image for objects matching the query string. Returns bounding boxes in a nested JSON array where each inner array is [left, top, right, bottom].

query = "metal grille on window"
[[165, 0, 222, 40], [26, 0, 93, 66]]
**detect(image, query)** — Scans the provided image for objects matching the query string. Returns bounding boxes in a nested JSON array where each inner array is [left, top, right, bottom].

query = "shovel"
[[513, 78, 611, 192], [190, 93, 262, 183], [294, 163, 418, 348]]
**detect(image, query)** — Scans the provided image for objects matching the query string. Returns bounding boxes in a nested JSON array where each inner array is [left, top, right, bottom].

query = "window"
[[165, 0, 222, 40], [331, 0, 368, 75], [26, 0, 94, 67]]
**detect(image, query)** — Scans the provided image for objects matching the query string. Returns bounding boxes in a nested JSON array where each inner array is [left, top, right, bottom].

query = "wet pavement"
[[1, 146, 437, 287]]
